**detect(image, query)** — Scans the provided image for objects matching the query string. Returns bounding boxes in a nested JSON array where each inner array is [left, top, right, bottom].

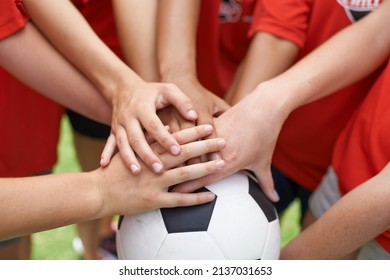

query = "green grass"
[[31, 116, 81, 260], [31, 116, 301, 259]]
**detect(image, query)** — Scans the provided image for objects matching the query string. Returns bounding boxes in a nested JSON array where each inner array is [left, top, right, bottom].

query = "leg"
[[67, 110, 112, 259], [72, 129, 110, 260]]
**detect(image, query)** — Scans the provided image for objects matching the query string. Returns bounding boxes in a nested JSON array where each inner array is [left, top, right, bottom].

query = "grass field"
[[31, 116, 301, 260]]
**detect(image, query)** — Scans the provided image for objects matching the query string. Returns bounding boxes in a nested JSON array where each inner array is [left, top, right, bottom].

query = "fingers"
[[160, 137, 226, 169], [159, 83, 198, 121], [152, 124, 214, 154], [100, 133, 117, 167], [123, 122, 166, 174], [115, 126, 143, 174], [213, 97, 231, 117], [172, 174, 215, 193], [139, 111, 182, 156], [254, 168, 280, 202], [163, 158, 225, 192], [159, 190, 216, 208], [195, 111, 221, 162]]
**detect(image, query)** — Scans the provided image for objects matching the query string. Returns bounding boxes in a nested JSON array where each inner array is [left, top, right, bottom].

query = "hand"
[[162, 77, 230, 164], [100, 80, 199, 174], [95, 124, 226, 216], [175, 77, 230, 137], [173, 87, 289, 202]]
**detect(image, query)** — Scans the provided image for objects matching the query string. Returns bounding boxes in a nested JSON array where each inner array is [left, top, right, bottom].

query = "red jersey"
[[0, 0, 28, 40], [197, 0, 258, 96], [248, 0, 383, 190], [0, 0, 63, 177], [72, 0, 122, 58], [333, 59, 390, 253]]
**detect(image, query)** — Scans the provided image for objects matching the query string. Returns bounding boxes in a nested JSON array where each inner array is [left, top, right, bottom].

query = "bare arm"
[[0, 125, 226, 241], [281, 163, 390, 259], [264, 1, 390, 111], [226, 32, 299, 105], [157, 0, 229, 134], [112, 0, 159, 82], [23, 0, 198, 173], [0, 22, 111, 124], [174, 1, 390, 202]]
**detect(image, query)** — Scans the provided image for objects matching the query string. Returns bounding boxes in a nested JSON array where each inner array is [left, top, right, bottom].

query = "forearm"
[[0, 23, 111, 124], [0, 172, 104, 241], [157, 0, 200, 82], [22, 0, 143, 100], [229, 32, 299, 105], [261, 2, 390, 113], [281, 164, 390, 259], [113, 0, 159, 82]]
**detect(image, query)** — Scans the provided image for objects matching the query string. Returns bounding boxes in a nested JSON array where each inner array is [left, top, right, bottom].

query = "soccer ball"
[[116, 170, 280, 260]]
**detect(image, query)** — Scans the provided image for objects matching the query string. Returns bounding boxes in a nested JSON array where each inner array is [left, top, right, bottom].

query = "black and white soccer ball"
[[116, 170, 280, 260]]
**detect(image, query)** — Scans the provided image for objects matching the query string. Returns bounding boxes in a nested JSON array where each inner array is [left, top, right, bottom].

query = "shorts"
[[67, 110, 111, 139], [309, 166, 390, 260], [272, 166, 312, 221]]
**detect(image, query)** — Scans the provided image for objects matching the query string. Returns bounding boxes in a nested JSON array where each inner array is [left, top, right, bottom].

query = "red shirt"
[[248, 0, 382, 190], [0, 0, 28, 40], [0, 0, 63, 177], [72, 0, 122, 58], [333, 59, 390, 253], [196, 0, 258, 96]]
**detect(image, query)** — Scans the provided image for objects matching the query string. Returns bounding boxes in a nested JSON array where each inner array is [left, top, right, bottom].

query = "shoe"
[[99, 231, 117, 258], [98, 248, 117, 260], [72, 236, 84, 255]]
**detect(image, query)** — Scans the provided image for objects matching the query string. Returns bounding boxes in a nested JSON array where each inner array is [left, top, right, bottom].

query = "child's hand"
[[100, 81, 198, 174], [96, 124, 226, 216]]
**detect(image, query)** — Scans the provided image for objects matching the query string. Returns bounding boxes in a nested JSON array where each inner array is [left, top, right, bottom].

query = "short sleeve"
[[249, 0, 312, 48], [0, 0, 29, 40]]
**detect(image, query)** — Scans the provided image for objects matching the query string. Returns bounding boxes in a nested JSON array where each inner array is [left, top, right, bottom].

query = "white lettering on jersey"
[[337, 0, 382, 22]]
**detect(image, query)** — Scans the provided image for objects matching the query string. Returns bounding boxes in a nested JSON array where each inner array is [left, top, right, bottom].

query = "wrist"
[[159, 60, 197, 84], [253, 73, 310, 119], [86, 169, 110, 219], [98, 65, 144, 103], [250, 82, 293, 126]]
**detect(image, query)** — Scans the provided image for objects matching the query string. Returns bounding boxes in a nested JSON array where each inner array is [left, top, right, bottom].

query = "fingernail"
[[207, 193, 216, 201], [188, 109, 198, 119], [215, 160, 225, 169], [100, 157, 106, 166], [210, 153, 221, 160], [271, 190, 280, 202], [130, 164, 140, 174], [170, 145, 181, 155], [204, 124, 213, 133], [217, 139, 226, 149], [152, 162, 163, 173]]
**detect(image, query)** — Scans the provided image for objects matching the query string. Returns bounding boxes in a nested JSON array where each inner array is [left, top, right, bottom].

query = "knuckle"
[[175, 197, 187, 207], [180, 145, 190, 158], [205, 139, 214, 151], [164, 83, 177, 91], [178, 169, 190, 181], [146, 119, 159, 133], [117, 135, 126, 147], [141, 191, 159, 209], [173, 131, 185, 144], [205, 162, 216, 173], [128, 135, 140, 146]]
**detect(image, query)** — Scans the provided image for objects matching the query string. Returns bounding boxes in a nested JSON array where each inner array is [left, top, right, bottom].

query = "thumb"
[[159, 84, 198, 121], [248, 166, 279, 203]]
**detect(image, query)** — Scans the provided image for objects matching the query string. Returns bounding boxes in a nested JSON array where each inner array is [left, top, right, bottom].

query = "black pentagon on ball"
[[245, 170, 278, 222], [161, 187, 217, 233]]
